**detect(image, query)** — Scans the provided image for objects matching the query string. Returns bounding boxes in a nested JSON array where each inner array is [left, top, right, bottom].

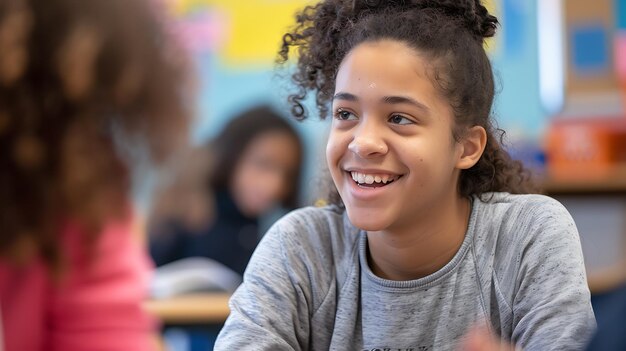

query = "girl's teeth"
[[349, 171, 399, 184]]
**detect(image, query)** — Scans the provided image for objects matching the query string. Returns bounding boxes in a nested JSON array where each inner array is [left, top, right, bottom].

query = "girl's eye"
[[335, 109, 358, 121], [389, 114, 414, 125]]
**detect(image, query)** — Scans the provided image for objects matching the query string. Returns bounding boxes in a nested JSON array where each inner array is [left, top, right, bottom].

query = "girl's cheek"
[[326, 131, 350, 159], [326, 138, 339, 164]]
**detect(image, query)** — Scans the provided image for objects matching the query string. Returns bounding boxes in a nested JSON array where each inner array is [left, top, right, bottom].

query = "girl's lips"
[[344, 167, 402, 176]]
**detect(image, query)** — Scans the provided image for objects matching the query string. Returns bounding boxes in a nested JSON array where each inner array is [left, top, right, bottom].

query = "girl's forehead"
[[339, 41, 428, 77], [334, 41, 436, 98]]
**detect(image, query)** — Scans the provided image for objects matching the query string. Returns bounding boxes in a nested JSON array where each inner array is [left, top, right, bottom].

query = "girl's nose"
[[347, 121, 388, 158]]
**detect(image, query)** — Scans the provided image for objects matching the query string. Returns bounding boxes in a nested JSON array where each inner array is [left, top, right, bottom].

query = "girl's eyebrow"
[[382, 95, 430, 114], [333, 92, 359, 101], [333, 92, 430, 114]]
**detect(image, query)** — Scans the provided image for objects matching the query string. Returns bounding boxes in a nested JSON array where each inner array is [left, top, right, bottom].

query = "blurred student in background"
[[150, 105, 303, 277], [0, 0, 192, 349]]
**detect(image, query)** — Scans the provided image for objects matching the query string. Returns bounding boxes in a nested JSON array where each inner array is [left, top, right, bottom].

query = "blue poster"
[[570, 24, 610, 76]]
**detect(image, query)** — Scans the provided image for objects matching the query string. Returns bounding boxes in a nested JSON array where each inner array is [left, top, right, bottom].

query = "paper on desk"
[[151, 257, 242, 299]]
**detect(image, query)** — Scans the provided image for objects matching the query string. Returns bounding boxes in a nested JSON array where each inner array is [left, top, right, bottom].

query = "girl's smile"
[[343, 168, 404, 201]]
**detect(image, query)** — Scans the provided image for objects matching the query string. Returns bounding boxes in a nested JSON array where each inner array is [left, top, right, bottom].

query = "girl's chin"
[[345, 210, 392, 232]]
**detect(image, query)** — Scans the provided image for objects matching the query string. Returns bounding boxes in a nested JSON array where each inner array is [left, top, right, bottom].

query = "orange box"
[[545, 117, 626, 179]]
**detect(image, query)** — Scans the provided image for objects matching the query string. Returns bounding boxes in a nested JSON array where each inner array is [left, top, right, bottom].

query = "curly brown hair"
[[0, 0, 192, 268], [279, 0, 536, 204]]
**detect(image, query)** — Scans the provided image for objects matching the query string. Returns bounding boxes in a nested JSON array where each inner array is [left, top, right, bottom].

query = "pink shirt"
[[0, 218, 156, 351]]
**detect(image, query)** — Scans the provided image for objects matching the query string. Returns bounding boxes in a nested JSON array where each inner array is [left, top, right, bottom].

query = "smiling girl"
[[214, 0, 595, 350]]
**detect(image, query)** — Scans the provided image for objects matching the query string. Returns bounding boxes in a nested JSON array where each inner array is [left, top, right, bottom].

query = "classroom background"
[[143, 0, 626, 350]]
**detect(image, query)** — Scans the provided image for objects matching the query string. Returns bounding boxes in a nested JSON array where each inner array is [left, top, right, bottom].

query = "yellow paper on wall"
[[214, 0, 312, 67], [166, 0, 310, 67], [482, 0, 499, 54]]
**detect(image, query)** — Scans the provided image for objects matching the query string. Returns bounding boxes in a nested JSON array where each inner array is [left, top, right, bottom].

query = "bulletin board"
[[166, 0, 313, 68], [563, 0, 619, 97]]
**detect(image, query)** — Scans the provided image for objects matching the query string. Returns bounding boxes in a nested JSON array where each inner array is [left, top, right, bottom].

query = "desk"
[[143, 293, 231, 324], [542, 164, 626, 195]]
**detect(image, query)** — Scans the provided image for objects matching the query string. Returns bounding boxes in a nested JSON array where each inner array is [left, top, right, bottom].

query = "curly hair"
[[279, 0, 536, 203], [0, 0, 192, 269]]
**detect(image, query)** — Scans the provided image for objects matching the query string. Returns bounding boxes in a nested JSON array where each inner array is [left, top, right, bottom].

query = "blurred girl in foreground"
[[0, 0, 191, 349]]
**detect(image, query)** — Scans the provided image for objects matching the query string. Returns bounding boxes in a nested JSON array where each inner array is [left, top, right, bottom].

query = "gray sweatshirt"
[[215, 193, 596, 350]]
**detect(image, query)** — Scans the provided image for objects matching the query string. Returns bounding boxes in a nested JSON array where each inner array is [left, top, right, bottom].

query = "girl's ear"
[[456, 126, 487, 170]]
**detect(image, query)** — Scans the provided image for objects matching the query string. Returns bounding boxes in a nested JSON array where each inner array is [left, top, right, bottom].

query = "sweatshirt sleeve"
[[47, 217, 157, 351], [214, 214, 314, 350], [510, 197, 596, 350]]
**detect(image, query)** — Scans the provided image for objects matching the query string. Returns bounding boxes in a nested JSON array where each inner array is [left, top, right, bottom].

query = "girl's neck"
[[366, 192, 471, 281]]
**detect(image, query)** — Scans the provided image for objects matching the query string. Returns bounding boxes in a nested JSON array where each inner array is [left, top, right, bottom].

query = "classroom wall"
[[177, 0, 546, 139]]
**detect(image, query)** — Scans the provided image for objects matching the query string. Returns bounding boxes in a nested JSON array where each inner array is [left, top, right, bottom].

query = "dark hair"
[[210, 105, 303, 209], [0, 0, 191, 268], [279, 0, 536, 202]]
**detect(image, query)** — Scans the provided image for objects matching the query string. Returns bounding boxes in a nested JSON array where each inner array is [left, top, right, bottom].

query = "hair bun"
[[418, 0, 499, 39], [350, 0, 499, 40], [471, 1, 498, 39]]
